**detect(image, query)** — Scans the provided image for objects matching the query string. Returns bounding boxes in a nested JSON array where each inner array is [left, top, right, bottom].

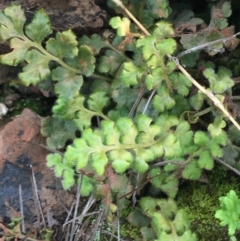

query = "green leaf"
[[145, 67, 165, 90], [4, 5, 25, 35], [0, 38, 31, 66], [182, 160, 202, 180], [65, 139, 93, 170], [25, 9, 52, 43], [52, 67, 83, 99], [153, 21, 175, 40], [87, 91, 109, 112], [162, 134, 182, 158], [53, 96, 83, 120], [118, 62, 145, 86], [204, 67, 234, 94], [46, 30, 78, 59], [136, 35, 158, 61], [41, 116, 77, 149], [62, 169, 75, 190], [194, 131, 210, 146], [209, 131, 227, 157], [19, 49, 51, 86], [47, 153, 65, 177], [153, 84, 175, 112], [102, 120, 120, 145], [79, 34, 108, 55], [80, 176, 94, 196], [98, 50, 124, 75], [170, 72, 192, 96], [133, 157, 149, 173], [198, 150, 214, 170], [109, 17, 131, 36], [156, 38, 177, 56], [215, 190, 240, 236], [111, 158, 131, 173], [67, 45, 95, 76], [208, 116, 226, 137], [92, 151, 108, 175], [116, 118, 138, 144], [136, 115, 161, 143], [189, 91, 206, 110]]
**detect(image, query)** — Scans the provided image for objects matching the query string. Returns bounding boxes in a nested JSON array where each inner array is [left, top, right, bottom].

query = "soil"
[[0, 109, 74, 232]]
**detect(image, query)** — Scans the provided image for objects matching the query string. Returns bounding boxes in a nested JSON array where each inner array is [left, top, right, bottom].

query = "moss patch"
[[176, 164, 240, 241]]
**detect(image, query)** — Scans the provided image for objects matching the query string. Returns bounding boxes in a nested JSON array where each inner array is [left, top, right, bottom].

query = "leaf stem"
[[193, 106, 215, 118]]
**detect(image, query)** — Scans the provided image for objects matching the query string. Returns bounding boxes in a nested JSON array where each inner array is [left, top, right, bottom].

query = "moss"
[[176, 164, 240, 241], [120, 207, 142, 240]]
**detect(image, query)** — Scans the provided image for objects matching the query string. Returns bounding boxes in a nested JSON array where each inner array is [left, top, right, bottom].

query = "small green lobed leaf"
[[98, 49, 124, 75], [109, 16, 131, 36], [92, 151, 108, 175], [46, 29, 78, 59], [111, 159, 131, 173], [41, 116, 77, 149], [80, 176, 94, 196], [198, 150, 214, 170], [52, 96, 83, 119], [116, 118, 138, 144], [204, 67, 234, 94], [156, 113, 179, 131], [194, 131, 210, 146], [62, 169, 75, 190], [189, 91, 206, 110], [162, 134, 182, 158], [118, 62, 145, 86], [133, 157, 149, 173], [64, 139, 92, 170], [19, 49, 51, 86], [82, 128, 104, 148], [182, 160, 202, 180], [25, 9, 52, 43], [208, 116, 226, 137], [0, 38, 31, 66], [47, 153, 62, 168], [136, 35, 158, 61], [47, 153, 65, 177], [208, 131, 227, 157], [87, 91, 109, 113], [215, 190, 240, 236], [156, 38, 177, 56], [145, 67, 164, 90], [170, 72, 192, 96], [52, 67, 83, 99], [4, 5, 26, 35], [79, 34, 108, 55], [153, 21, 175, 40], [68, 45, 95, 76], [153, 84, 176, 112], [102, 120, 120, 145], [109, 149, 134, 164]]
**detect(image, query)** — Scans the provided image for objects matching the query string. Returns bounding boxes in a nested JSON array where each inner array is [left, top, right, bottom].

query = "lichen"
[[176, 164, 240, 241]]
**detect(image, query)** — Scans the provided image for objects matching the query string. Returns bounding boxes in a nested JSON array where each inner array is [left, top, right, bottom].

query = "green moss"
[[120, 207, 142, 240], [176, 164, 240, 241]]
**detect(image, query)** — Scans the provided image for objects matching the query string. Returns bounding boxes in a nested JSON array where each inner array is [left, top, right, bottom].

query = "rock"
[[0, 108, 74, 231], [0, 0, 108, 32]]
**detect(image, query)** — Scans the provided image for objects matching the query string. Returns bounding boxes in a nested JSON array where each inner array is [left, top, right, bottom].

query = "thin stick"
[[142, 88, 157, 114], [30, 165, 46, 228], [69, 175, 83, 241], [177, 32, 240, 58], [214, 158, 240, 177], [19, 184, 26, 234]]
